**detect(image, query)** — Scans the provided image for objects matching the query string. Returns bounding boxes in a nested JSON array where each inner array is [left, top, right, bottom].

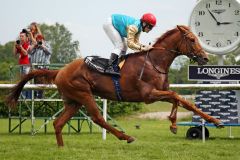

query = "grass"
[[141, 100, 193, 113], [0, 117, 240, 160], [141, 101, 173, 112]]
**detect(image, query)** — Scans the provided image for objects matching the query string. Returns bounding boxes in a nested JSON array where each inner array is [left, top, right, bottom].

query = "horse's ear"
[[177, 25, 187, 34]]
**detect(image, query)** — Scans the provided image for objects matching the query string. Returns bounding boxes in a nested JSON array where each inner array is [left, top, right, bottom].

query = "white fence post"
[[102, 99, 107, 140], [202, 119, 205, 143]]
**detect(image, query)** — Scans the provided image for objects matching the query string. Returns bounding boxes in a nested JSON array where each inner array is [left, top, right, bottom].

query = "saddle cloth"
[[84, 56, 125, 100], [84, 56, 125, 75]]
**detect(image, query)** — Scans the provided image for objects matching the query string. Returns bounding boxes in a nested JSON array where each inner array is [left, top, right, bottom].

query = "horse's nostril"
[[204, 58, 209, 62]]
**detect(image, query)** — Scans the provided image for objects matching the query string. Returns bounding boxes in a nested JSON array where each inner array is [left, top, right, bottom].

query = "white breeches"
[[103, 17, 127, 56]]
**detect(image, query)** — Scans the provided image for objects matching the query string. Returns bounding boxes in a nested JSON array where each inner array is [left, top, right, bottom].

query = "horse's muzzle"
[[197, 57, 208, 65]]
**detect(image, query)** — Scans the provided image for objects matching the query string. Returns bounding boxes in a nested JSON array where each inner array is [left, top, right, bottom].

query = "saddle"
[[84, 56, 126, 75]]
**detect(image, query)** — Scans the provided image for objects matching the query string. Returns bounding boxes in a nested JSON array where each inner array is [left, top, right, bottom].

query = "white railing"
[[170, 83, 240, 90], [0, 84, 57, 89], [1, 83, 240, 90]]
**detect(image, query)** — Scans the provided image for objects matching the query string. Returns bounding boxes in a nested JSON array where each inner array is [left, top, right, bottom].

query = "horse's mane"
[[153, 25, 190, 46], [153, 28, 179, 46]]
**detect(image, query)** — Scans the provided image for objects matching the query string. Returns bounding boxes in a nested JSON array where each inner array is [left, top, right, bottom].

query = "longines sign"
[[188, 65, 240, 81]]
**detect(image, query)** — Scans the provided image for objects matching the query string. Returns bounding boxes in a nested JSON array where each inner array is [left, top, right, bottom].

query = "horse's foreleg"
[[177, 97, 222, 126], [167, 99, 179, 134], [53, 104, 80, 147], [148, 89, 222, 126], [83, 96, 135, 143]]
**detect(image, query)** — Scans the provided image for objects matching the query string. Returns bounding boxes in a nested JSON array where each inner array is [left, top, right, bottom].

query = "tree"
[[225, 50, 240, 65], [39, 23, 80, 63], [0, 41, 17, 63], [0, 42, 17, 81], [169, 56, 190, 84], [208, 52, 240, 65], [0, 62, 12, 81]]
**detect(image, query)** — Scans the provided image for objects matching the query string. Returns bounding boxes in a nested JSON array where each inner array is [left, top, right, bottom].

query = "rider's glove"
[[140, 45, 153, 51]]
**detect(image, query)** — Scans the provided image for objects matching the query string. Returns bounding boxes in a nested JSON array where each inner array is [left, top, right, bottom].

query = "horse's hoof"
[[215, 122, 224, 128], [170, 126, 177, 134], [127, 137, 135, 143], [58, 145, 64, 148]]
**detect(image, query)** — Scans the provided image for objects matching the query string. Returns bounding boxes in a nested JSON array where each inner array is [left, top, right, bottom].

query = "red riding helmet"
[[141, 13, 157, 26]]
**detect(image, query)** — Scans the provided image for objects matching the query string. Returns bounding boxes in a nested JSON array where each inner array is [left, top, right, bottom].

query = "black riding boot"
[[105, 53, 120, 76]]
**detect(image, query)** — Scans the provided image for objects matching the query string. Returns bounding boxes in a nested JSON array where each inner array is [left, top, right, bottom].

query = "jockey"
[[103, 13, 157, 76]]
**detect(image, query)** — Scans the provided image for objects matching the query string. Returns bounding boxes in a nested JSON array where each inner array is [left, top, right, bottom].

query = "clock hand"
[[207, 9, 220, 25], [219, 22, 233, 25]]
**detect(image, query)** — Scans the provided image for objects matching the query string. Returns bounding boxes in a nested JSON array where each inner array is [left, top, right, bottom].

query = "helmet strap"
[[141, 21, 148, 31]]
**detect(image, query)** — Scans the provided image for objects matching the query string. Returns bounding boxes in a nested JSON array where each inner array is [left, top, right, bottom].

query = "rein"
[[138, 47, 167, 80], [148, 48, 168, 75], [138, 50, 150, 80]]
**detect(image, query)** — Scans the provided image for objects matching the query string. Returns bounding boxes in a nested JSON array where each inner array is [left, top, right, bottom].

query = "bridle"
[[157, 31, 203, 63], [174, 32, 204, 63], [138, 31, 204, 80]]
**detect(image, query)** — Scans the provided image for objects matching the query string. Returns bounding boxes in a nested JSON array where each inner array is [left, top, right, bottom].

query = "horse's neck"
[[151, 34, 181, 72], [150, 49, 176, 73]]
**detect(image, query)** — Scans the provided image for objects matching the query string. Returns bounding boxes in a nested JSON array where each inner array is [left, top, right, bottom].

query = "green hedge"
[[106, 101, 143, 117]]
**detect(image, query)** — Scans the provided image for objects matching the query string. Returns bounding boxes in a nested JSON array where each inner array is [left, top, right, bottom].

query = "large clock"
[[189, 0, 240, 55]]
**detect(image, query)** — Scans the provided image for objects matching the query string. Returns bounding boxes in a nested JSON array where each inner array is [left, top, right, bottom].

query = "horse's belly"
[[92, 89, 142, 102]]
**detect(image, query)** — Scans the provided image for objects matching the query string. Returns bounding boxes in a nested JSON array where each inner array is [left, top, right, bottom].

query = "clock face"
[[189, 0, 240, 55]]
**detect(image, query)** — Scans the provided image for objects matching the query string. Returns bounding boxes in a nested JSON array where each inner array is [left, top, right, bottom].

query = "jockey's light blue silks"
[[111, 14, 142, 37]]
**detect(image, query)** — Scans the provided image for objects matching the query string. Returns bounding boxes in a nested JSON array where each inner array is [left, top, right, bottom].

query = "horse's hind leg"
[[53, 103, 80, 147], [82, 95, 135, 143]]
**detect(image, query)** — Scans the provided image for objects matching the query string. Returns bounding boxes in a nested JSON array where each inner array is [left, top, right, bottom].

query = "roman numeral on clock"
[[195, 21, 200, 26], [235, 32, 239, 36], [206, 40, 211, 45], [198, 32, 204, 37], [216, 0, 222, 5], [199, 11, 205, 15], [206, 3, 211, 8], [227, 40, 232, 45], [216, 42, 221, 47]]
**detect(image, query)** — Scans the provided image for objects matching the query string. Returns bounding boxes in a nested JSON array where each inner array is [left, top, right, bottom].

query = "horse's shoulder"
[[61, 58, 85, 72], [68, 58, 85, 65], [125, 51, 144, 59]]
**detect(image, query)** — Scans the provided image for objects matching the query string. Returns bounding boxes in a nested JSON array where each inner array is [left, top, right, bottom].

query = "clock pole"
[[217, 55, 224, 65]]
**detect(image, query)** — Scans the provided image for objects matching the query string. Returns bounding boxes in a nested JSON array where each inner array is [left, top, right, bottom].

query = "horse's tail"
[[5, 69, 59, 109]]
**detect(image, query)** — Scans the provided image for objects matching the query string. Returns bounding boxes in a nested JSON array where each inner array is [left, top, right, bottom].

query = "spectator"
[[29, 34, 52, 68], [13, 30, 31, 98], [13, 30, 30, 76], [28, 34, 52, 98], [28, 22, 42, 45]]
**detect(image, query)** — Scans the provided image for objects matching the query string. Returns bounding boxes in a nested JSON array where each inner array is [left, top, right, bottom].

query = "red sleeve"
[[16, 47, 21, 53], [22, 42, 30, 50]]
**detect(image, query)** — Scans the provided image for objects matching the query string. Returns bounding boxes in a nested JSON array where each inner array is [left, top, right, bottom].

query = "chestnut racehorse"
[[6, 25, 222, 146]]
